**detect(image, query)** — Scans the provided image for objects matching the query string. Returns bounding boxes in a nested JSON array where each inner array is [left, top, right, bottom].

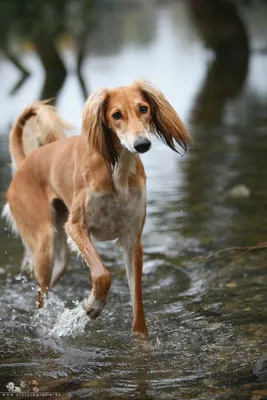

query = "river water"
[[0, 1, 267, 399]]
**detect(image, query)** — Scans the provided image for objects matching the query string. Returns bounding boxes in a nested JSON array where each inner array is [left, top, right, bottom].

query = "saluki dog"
[[3, 81, 190, 338]]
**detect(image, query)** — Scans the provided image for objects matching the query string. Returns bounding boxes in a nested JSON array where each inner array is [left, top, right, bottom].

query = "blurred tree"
[[0, 0, 96, 100], [180, 0, 250, 241], [189, 0, 249, 124]]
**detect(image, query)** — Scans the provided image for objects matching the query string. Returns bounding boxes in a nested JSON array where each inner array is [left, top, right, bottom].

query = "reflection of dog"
[[3, 81, 190, 338], [6, 382, 21, 393]]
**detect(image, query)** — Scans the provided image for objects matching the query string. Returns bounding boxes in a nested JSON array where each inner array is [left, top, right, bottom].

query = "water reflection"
[[189, 0, 249, 124], [0, 0, 94, 101], [1, 1, 267, 399], [88, 3, 156, 56], [182, 0, 267, 247]]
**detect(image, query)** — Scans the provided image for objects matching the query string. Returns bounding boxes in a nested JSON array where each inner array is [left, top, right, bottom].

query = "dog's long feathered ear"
[[82, 89, 118, 166], [135, 80, 191, 154]]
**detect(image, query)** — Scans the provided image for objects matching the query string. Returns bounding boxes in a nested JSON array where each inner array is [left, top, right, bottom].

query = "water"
[[1, 1, 267, 398]]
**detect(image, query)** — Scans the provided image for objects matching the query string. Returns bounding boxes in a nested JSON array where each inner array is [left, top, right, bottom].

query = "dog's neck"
[[112, 147, 136, 196]]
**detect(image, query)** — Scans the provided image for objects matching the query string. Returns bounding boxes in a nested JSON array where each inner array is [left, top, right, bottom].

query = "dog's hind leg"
[[33, 228, 54, 308], [21, 239, 33, 277], [7, 177, 55, 307], [50, 199, 70, 287], [2, 204, 34, 276]]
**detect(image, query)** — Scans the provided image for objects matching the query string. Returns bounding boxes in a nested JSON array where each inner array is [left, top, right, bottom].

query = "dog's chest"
[[87, 190, 144, 241]]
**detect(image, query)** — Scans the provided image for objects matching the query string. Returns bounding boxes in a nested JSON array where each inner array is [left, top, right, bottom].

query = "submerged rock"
[[254, 356, 267, 382], [227, 184, 251, 199]]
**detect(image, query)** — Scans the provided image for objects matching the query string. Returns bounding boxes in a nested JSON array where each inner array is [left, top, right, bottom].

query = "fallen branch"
[[197, 241, 267, 264]]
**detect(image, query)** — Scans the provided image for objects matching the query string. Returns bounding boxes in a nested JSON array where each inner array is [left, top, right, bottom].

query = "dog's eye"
[[140, 105, 148, 114], [112, 111, 122, 120]]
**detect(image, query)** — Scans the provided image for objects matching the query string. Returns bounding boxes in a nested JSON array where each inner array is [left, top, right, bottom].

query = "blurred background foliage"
[[0, 0, 265, 101]]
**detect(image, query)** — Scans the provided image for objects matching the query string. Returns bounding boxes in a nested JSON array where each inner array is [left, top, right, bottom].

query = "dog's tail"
[[10, 101, 71, 171]]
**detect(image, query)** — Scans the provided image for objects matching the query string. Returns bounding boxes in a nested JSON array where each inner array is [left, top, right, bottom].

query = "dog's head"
[[82, 80, 191, 165], [6, 382, 15, 391], [20, 381, 29, 390]]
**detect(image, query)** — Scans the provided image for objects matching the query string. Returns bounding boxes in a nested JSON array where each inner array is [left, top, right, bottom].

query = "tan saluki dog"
[[3, 81, 190, 338]]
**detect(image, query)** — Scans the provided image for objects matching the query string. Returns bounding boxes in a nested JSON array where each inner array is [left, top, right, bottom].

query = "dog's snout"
[[134, 137, 151, 154]]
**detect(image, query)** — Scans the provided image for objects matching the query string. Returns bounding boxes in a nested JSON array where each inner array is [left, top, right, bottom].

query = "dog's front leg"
[[123, 238, 148, 338], [66, 220, 111, 320]]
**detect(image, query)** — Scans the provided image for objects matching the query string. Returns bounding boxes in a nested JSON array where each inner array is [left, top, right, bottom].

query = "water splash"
[[50, 303, 88, 338], [31, 294, 88, 338], [31, 293, 65, 335]]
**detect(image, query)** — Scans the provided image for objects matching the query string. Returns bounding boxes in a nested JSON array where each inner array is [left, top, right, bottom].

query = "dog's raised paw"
[[83, 295, 105, 320]]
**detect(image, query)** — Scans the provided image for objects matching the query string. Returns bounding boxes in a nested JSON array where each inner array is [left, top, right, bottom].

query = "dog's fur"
[[3, 81, 190, 337], [10, 101, 70, 173]]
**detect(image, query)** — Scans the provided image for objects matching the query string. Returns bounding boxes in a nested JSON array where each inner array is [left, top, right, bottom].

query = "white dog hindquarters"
[[1, 203, 18, 236], [67, 236, 81, 255]]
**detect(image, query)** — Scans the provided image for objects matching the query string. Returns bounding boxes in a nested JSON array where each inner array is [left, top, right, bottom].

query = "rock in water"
[[227, 184, 251, 199]]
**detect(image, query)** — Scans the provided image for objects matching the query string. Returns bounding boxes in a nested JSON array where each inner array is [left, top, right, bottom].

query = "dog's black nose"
[[134, 137, 151, 154]]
